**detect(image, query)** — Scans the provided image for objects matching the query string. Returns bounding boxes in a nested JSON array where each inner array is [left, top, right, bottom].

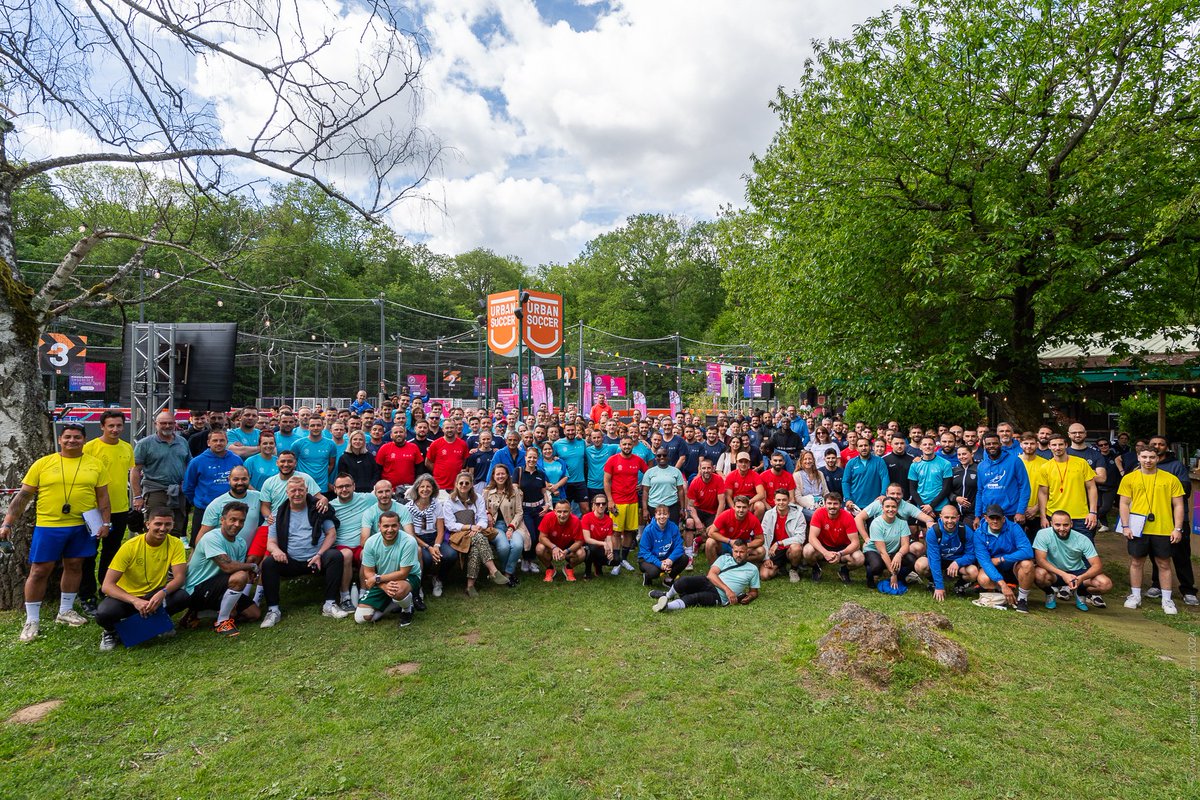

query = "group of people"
[[1, 393, 1194, 647]]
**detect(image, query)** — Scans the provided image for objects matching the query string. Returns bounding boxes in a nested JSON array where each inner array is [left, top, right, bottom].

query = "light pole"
[[376, 293, 385, 406], [513, 289, 530, 414]]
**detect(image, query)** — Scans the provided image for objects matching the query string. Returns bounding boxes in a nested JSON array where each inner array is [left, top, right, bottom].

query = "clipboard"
[[82, 508, 105, 538], [115, 606, 175, 647], [1127, 513, 1147, 538]]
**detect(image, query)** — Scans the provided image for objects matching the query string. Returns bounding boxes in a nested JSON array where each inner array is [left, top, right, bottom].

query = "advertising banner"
[[531, 366, 547, 410], [68, 362, 106, 392]]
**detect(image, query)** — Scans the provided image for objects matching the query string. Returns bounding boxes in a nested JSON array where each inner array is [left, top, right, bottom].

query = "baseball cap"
[[984, 504, 1006, 519]]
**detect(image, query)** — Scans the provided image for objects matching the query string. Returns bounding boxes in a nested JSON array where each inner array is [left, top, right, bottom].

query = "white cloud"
[[402, 0, 894, 264]]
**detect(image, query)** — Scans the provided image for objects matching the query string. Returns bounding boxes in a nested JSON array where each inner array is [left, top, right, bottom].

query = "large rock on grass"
[[815, 602, 902, 687], [896, 611, 969, 674]]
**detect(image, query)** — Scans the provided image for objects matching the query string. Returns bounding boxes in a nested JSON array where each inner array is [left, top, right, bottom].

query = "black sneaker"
[[648, 589, 667, 599], [642, 572, 652, 586], [1014, 598, 1029, 614], [413, 589, 427, 612], [79, 598, 98, 618], [810, 565, 823, 582], [838, 566, 851, 584], [398, 609, 414, 628]]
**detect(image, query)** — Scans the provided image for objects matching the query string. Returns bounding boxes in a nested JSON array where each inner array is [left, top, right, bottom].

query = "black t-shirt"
[[882, 452, 914, 490], [698, 441, 726, 464], [518, 468, 549, 506], [820, 465, 844, 497], [464, 449, 493, 483]]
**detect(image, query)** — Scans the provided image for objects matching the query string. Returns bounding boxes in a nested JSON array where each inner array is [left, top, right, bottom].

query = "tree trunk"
[[991, 364, 1046, 432], [0, 181, 55, 609]]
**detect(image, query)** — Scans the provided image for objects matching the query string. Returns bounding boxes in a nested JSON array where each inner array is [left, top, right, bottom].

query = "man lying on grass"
[[650, 537, 759, 612]]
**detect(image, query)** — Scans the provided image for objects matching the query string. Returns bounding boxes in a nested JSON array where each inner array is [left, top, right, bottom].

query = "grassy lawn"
[[1, 551, 1197, 800]]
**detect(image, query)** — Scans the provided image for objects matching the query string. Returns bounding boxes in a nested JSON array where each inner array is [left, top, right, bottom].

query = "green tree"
[[727, 0, 1200, 429]]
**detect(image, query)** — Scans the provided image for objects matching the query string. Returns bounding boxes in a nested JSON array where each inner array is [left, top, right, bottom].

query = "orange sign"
[[487, 290, 564, 358], [521, 290, 563, 357], [487, 291, 519, 356]]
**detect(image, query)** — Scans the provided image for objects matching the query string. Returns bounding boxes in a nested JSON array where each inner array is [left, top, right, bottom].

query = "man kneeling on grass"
[[650, 537, 759, 612], [974, 503, 1036, 613], [1033, 510, 1113, 612], [183, 501, 261, 637], [355, 511, 420, 628], [537, 499, 586, 582], [97, 508, 190, 651]]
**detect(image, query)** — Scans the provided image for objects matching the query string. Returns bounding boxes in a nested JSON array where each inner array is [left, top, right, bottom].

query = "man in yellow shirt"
[[1018, 432, 1047, 533], [1119, 446, 1185, 616], [1, 424, 111, 643], [96, 508, 190, 651], [80, 411, 135, 616], [1037, 434, 1098, 536]]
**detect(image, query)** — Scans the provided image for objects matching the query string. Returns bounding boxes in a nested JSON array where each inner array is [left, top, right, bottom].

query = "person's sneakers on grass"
[[1014, 597, 1029, 614], [1162, 598, 1178, 615], [788, 568, 801, 584], [260, 608, 282, 628], [544, 568, 556, 583], [1044, 593, 1057, 610], [1184, 593, 1199, 607], [564, 568, 577, 582], [1086, 594, 1106, 609], [19, 620, 39, 643], [1123, 594, 1142, 609], [838, 566, 851, 584], [432, 578, 443, 598], [214, 618, 240, 637], [1145, 587, 1162, 599], [56, 609, 89, 627], [99, 630, 119, 651], [322, 601, 349, 619], [648, 589, 667, 599], [810, 565, 822, 582], [1074, 595, 1089, 612], [398, 609, 414, 628]]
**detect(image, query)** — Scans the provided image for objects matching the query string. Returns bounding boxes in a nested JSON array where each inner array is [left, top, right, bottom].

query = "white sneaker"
[[1162, 599, 1178, 615], [99, 631, 119, 651], [260, 608, 282, 628], [55, 609, 89, 627], [685, 561, 694, 571], [1184, 594, 1199, 606], [432, 579, 443, 598], [1123, 594, 1142, 609], [652, 595, 670, 613], [621, 559, 635, 571], [322, 601, 349, 619], [610, 565, 621, 577], [19, 620, 39, 643], [788, 568, 801, 584]]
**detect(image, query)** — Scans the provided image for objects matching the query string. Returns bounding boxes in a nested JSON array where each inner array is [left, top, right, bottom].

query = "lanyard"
[[1138, 470, 1158, 512]]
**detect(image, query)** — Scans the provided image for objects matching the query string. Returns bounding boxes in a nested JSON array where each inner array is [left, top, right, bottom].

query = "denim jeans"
[[417, 532, 457, 581], [490, 520, 525, 575]]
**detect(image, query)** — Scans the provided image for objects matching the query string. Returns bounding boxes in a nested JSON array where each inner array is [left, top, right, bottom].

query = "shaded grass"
[[0, 565, 1196, 800]]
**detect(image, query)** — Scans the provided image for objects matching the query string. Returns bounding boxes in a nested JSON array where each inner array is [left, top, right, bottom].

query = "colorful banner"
[[706, 362, 722, 394], [593, 374, 627, 397], [1194, 490, 1200, 536], [521, 291, 564, 357], [39, 333, 87, 376], [68, 361, 106, 393], [497, 388, 519, 414], [406, 374, 428, 396], [531, 366, 547, 410], [487, 291, 519, 357], [633, 391, 647, 416], [510, 372, 519, 390], [669, 390, 681, 417], [547, 388, 554, 412], [743, 372, 773, 399], [583, 369, 593, 416], [473, 377, 489, 398]]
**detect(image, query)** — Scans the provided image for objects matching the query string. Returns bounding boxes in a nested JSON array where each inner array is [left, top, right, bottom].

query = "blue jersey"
[[585, 443, 620, 489], [553, 438, 587, 484]]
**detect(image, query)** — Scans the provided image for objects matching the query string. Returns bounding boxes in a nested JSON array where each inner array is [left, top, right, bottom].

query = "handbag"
[[448, 507, 477, 554]]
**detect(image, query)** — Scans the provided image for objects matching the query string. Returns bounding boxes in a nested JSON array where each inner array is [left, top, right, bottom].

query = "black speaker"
[[120, 323, 238, 410], [761, 382, 775, 400]]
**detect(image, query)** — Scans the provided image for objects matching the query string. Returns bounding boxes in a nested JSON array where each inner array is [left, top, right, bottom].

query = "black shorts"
[[770, 548, 791, 568], [695, 511, 716, 529], [189, 572, 256, 614], [564, 482, 588, 505], [1127, 535, 1172, 560]]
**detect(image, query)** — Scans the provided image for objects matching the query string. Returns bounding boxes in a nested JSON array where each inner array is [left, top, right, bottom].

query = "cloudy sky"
[[390, 0, 892, 265], [12, 0, 892, 267]]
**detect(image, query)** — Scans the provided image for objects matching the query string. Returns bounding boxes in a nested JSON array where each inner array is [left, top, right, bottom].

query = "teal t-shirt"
[[1033, 527, 1098, 572], [293, 436, 338, 490], [865, 516, 909, 554], [585, 444, 620, 489], [274, 430, 305, 453], [711, 554, 761, 604], [227, 427, 261, 451], [200, 490, 262, 544], [861, 498, 922, 523], [361, 531, 421, 586], [641, 465, 685, 508], [243, 454, 279, 490], [329, 492, 377, 547], [259, 471, 321, 513], [185, 532, 248, 592], [540, 458, 568, 499], [361, 501, 413, 540], [908, 457, 953, 510], [632, 442, 654, 464]]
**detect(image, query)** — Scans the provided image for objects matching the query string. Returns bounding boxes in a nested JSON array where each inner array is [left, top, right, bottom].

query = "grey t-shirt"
[[268, 513, 334, 561]]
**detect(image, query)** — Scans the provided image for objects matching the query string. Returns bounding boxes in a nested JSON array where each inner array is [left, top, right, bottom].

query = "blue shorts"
[[29, 525, 96, 563]]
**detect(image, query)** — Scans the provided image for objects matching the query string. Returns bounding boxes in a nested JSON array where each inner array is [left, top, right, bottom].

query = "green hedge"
[[843, 394, 984, 430], [1118, 394, 1200, 444]]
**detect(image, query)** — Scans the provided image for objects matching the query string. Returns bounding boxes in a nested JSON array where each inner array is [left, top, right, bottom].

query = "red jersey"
[[759, 469, 796, 498], [590, 402, 613, 424], [604, 453, 648, 504], [580, 511, 614, 542], [711, 508, 762, 542], [538, 513, 583, 549], [724, 468, 762, 500], [772, 513, 789, 546], [687, 473, 725, 514], [839, 447, 859, 466], [426, 436, 469, 490], [375, 441, 422, 487], [810, 506, 857, 549]]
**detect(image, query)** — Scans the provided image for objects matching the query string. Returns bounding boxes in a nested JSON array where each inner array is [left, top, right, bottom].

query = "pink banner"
[[531, 366, 547, 410], [633, 391, 647, 416], [497, 388, 519, 414], [669, 390, 681, 417], [706, 363, 722, 394], [68, 362, 106, 393], [406, 374, 428, 396], [583, 369, 593, 416]]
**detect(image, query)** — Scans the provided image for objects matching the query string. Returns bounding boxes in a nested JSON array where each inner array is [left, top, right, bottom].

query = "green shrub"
[[1118, 393, 1200, 443], [843, 393, 984, 430]]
